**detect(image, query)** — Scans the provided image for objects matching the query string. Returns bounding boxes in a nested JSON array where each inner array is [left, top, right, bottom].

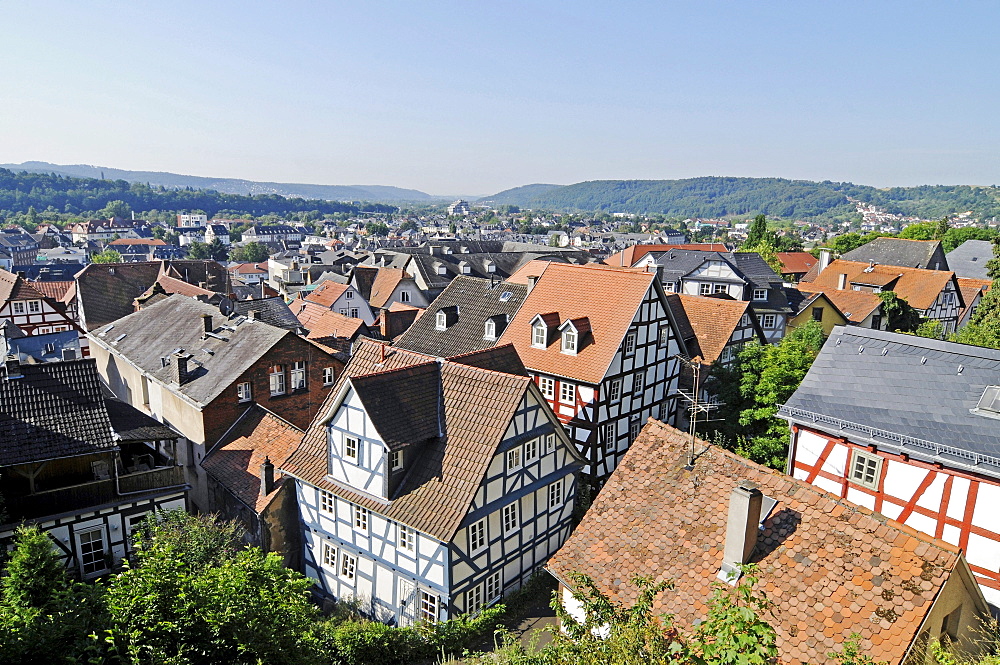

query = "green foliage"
[[878, 291, 923, 333], [206, 238, 229, 261], [186, 240, 210, 259], [829, 634, 883, 665], [952, 280, 1000, 349], [915, 320, 945, 340], [744, 214, 769, 247], [829, 231, 887, 255], [366, 222, 390, 236], [690, 568, 777, 665], [230, 241, 270, 262], [940, 226, 997, 253], [898, 222, 936, 240], [737, 241, 784, 275], [101, 199, 132, 219], [91, 249, 122, 263], [709, 321, 825, 469], [398, 219, 419, 233]]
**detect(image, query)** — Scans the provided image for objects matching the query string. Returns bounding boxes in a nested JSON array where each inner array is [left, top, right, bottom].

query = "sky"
[[2, 1, 999, 196]]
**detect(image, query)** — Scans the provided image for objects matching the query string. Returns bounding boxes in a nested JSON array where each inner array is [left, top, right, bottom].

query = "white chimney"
[[837, 273, 847, 290], [719, 482, 763, 584], [527, 275, 539, 293], [818, 248, 832, 274]]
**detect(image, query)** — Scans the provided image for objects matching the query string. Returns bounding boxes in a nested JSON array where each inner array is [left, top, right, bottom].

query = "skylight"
[[499, 291, 513, 302], [976, 386, 1000, 415]]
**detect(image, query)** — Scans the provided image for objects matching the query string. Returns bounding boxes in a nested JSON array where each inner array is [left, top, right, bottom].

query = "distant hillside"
[[1, 161, 437, 204], [0, 168, 396, 218], [480, 177, 1000, 221]]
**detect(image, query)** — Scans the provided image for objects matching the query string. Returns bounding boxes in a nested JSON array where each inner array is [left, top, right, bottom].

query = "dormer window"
[[436, 263, 447, 276], [436, 311, 447, 330], [532, 322, 547, 348], [485, 261, 496, 273], [436, 305, 458, 330], [752, 288, 768, 302], [484, 319, 496, 341], [459, 261, 471, 275], [561, 329, 577, 354]]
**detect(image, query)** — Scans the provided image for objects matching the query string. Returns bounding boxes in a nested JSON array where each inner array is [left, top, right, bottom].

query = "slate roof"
[[352, 362, 443, 451], [75, 262, 163, 329], [547, 419, 970, 665], [946, 239, 995, 280], [780, 327, 1000, 476], [841, 238, 947, 271], [0, 358, 116, 466], [351, 265, 379, 300], [802, 260, 959, 311], [497, 264, 664, 384], [281, 339, 536, 540], [664, 294, 755, 364], [202, 405, 304, 513], [231, 297, 301, 331], [394, 276, 528, 358], [89, 296, 289, 407], [604, 243, 729, 267], [104, 398, 179, 442]]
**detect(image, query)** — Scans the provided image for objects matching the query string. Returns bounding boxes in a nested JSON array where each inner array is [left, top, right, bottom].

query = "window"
[[291, 360, 306, 390], [603, 423, 617, 451], [539, 376, 554, 399], [340, 552, 357, 581], [339, 308, 348, 315], [629, 420, 641, 441], [390, 449, 403, 471], [502, 502, 519, 534], [485, 571, 503, 603], [27, 300, 41, 313], [752, 288, 768, 302], [560, 381, 575, 405], [850, 450, 882, 490], [77, 528, 108, 576], [812, 307, 824, 322], [507, 447, 522, 471], [658, 327, 669, 347], [350, 308, 359, 318], [399, 290, 411, 303], [524, 438, 538, 462], [761, 314, 776, 329], [548, 478, 564, 509], [269, 365, 285, 395], [714, 284, 727, 294], [398, 524, 415, 551], [561, 329, 577, 354], [484, 319, 496, 340], [633, 371, 644, 394], [323, 367, 335, 386], [419, 591, 438, 623], [467, 585, 484, 615], [664, 282, 676, 292], [11, 301, 24, 314], [544, 433, 555, 454], [609, 378, 622, 401], [468, 518, 486, 552], [320, 490, 334, 513], [700, 283, 712, 295], [237, 382, 252, 402], [721, 345, 734, 363], [323, 542, 337, 567], [657, 401, 669, 421], [623, 332, 636, 355], [344, 436, 359, 462], [532, 323, 547, 348], [740, 313, 750, 327], [871, 315, 883, 330], [345, 290, 353, 299], [354, 505, 369, 531], [436, 311, 447, 330]]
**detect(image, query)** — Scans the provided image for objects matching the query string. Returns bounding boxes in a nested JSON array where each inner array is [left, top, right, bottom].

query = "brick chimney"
[[172, 350, 192, 385], [201, 313, 213, 336], [719, 482, 763, 584], [260, 456, 275, 496]]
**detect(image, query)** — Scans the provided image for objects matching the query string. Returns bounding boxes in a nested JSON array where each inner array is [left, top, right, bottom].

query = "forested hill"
[[0, 161, 436, 203], [0, 168, 397, 218], [481, 177, 1000, 220]]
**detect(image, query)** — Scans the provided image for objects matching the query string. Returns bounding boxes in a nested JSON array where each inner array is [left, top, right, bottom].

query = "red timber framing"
[[790, 424, 1000, 594]]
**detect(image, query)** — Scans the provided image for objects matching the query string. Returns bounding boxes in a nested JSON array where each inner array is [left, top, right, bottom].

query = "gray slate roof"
[[0, 358, 116, 466], [394, 276, 528, 358], [231, 297, 302, 331], [90, 296, 289, 406], [780, 326, 1000, 476], [946, 239, 994, 280], [841, 237, 948, 271]]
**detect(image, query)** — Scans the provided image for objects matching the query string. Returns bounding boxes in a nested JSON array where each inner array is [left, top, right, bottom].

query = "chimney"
[[720, 482, 763, 583], [260, 456, 275, 496], [61, 348, 77, 361], [4, 354, 23, 380], [248, 310, 260, 321], [837, 273, 847, 290], [818, 248, 832, 274], [201, 313, 213, 336], [172, 350, 192, 385], [527, 275, 539, 293]]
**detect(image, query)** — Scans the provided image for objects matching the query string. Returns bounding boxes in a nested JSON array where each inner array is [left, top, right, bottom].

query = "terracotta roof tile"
[[547, 420, 967, 665], [367, 268, 411, 308], [803, 260, 958, 311], [776, 252, 817, 275], [305, 280, 350, 308], [29, 280, 74, 301], [605, 244, 730, 268], [795, 285, 883, 323], [665, 294, 750, 363]]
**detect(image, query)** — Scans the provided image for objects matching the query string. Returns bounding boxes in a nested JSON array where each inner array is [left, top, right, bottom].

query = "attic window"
[[561, 329, 577, 355], [532, 322, 547, 348], [484, 319, 497, 341], [486, 262, 496, 273], [498, 291, 513, 302], [460, 262, 471, 275], [436, 311, 447, 330], [436, 264, 447, 276], [974, 386, 1000, 417]]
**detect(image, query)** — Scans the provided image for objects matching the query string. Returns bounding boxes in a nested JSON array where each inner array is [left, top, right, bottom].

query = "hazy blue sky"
[[2, 2, 998, 195]]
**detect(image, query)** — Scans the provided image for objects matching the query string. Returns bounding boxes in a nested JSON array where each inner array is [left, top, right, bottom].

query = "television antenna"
[[674, 354, 722, 470]]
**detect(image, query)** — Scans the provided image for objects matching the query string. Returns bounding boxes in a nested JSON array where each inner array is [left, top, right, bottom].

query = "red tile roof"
[[497, 263, 658, 384], [803, 260, 958, 311], [229, 262, 269, 275], [956, 278, 992, 322], [776, 251, 817, 275], [795, 285, 882, 323], [548, 420, 979, 665], [304, 280, 350, 308], [666, 294, 750, 364], [0, 269, 47, 303], [28, 280, 74, 302], [367, 268, 411, 308]]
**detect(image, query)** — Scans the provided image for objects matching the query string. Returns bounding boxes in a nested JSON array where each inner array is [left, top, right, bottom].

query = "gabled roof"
[[497, 264, 659, 384], [367, 268, 412, 308], [202, 405, 304, 513], [0, 358, 116, 466], [775, 251, 817, 275], [281, 339, 536, 540], [604, 243, 729, 267], [841, 237, 947, 271], [803, 260, 959, 311], [946, 239, 995, 280], [794, 285, 882, 323], [304, 280, 350, 308], [664, 294, 754, 364], [29, 280, 74, 301], [351, 362, 442, 450], [0, 268, 48, 303], [295, 301, 367, 339], [548, 419, 972, 665], [781, 327, 1000, 476], [956, 278, 992, 322], [75, 262, 165, 330], [89, 296, 289, 407], [229, 262, 269, 275], [394, 276, 528, 358], [351, 265, 379, 300], [231, 297, 301, 331]]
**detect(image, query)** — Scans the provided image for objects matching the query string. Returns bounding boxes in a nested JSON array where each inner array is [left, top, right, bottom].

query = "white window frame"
[[27, 300, 41, 314], [849, 449, 882, 490], [539, 376, 554, 399], [762, 314, 777, 329], [609, 378, 622, 402], [714, 284, 727, 294], [623, 331, 636, 355], [344, 436, 359, 463], [506, 447, 522, 471], [484, 319, 496, 340], [354, 505, 369, 531], [629, 419, 641, 442], [436, 311, 447, 330], [345, 290, 353, 299], [419, 590, 438, 623], [400, 290, 410, 303], [544, 433, 555, 454], [741, 313, 750, 327], [269, 365, 285, 396], [633, 371, 644, 394], [700, 283, 712, 296], [11, 301, 24, 314], [323, 541, 337, 567], [548, 478, 564, 510], [531, 323, 547, 348], [524, 438, 538, 462], [350, 307, 359, 319], [323, 367, 335, 386], [467, 584, 484, 615], [603, 422, 616, 452], [320, 489, 334, 513], [468, 518, 486, 553], [561, 329, 577, 354], [502, 502, 519, 535], [340, 551, 357, 582], [390, 449, 403, 471], [398, 524, 415, 552], [559, 381, 575, 405], [485, 571, 503, 603], [291, 360, 306, 390], [76, 527, 109, 577], [658, 327, 669, 347], [237, 381, 252, 403], [752, 288, 768, 302], [664, 281, 676, 292]]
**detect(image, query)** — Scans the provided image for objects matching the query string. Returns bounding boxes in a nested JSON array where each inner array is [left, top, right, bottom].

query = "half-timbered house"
[[0, 268, 90, 356], [779, 327, 1000, 607], [280, 340, 584, 624], [497, 262, 687, 482]]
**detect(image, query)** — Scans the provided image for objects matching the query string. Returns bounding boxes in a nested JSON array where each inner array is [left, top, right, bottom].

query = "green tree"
[[91, 249, 122, 263], [915, 319, 945, 340], [366, 221, 389, 236], [100, 199, 132, 220], [829, 232, 886, 255], [448, 221, 457, 235], [230, 241, 270, 263], [878, 291, 923, 333], [744, 214, 769, 247], [737, 240, 784, 275], [933, 216, 951, 240], [898, 222, 936, 241], [952, 281, 1000, 349], [206, 238, 229, 261], [399, 219, 419, 233], [186, 241, 210, 259]]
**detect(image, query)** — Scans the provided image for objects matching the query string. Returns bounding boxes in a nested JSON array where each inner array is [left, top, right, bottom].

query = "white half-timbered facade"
[[281, 341, 584, 624], [779, 327, 1000, 607], [0, 268, 90, 356]]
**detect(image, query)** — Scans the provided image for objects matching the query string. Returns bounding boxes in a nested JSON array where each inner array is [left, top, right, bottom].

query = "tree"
[[366, 221, 389, 236], [829, 232, 886, 255], [743, 214, 770, 248], [878, 291, 923, 333], [186, 241, 210, 259], [100, 199, 132, 220], [933, 216, 951, 240], [915, 319, 944, 340], [206, 238, 229, 261], [399, 219, 419, 233], [898, 222, 935, 241], [230, 241, 270, 263], [448, 221, 457, 235], [90, 249, 121, 263], [952, 281, 1000, 349], [737, 240, 784, 275]]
